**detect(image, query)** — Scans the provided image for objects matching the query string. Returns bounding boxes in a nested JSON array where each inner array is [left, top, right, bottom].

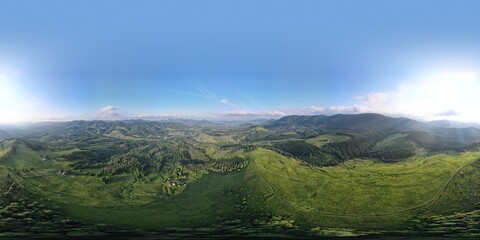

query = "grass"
[[0, 140, 15, 160], [1, 144, 51, 169], [370, 133, 417, 160], [252, 132, 349, 148], [45, 147, 81, 159], [414, 210, 480, 237], [306, 133, 351, 148], [0, 142, 247, 230], [425, 158, 480, 214], [243, 148, 480, 229], [57, 170, 245, 229], [2, 142, 480, 232], [195, 133, 236, 145]]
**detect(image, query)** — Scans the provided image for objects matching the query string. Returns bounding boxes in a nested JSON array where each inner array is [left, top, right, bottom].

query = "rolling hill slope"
[[1, 114, 480, 238]]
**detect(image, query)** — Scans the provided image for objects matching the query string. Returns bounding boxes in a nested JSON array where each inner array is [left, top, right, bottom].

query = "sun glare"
[[402, 71, 480, 122], [438, 71, 477, 83], [0, 72, 26, 123]]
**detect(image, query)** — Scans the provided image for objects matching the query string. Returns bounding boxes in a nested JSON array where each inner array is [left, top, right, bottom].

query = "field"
[[306, 133, 352, 147], [245, 148, 480, 229]]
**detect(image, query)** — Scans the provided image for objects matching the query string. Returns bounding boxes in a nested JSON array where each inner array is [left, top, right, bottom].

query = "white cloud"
[[99, 105, 117, 114], [328, 105, 361, 113], [300, 72, 480, 123], [220, 98, 235, 106], [13, 70, 480, 123], [131, 113, 190, 119], [304, 92, 390, 117], [98, 105, 121, 117], [354, 92, 389, 104], [306, 106, 325, 113], [95, 106, 193, 120], [223, 110, 288, 118], [306, 105, 369, 115]]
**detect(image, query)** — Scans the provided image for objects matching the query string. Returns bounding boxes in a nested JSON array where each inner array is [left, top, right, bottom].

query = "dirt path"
[[256, 160, 471, 217], [257, 169, 311, 212]]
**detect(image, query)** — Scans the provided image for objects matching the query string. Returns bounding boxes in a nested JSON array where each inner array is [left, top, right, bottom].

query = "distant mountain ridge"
[[267, 113, 480, 155], [268, 113, 433, 132], [428, 120, 480, 129], [1, 114, 480, 152]]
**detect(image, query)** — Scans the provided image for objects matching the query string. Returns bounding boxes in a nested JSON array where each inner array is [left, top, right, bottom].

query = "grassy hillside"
[[306, 133, 351, 148], [0, 140, 15, 160], [3, 142, 479, 232], [243, 148, 480, 229], [1, 115, 480, 237], [369, 133, 418, 161], [59, 170, 246, 229]]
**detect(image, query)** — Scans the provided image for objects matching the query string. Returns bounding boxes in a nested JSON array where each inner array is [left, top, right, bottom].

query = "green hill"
[[369, 133, 418, 161], [1, 114, 480, 238]]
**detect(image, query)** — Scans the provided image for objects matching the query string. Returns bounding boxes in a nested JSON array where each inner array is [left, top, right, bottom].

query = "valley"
[[1, 113, 480, 238]]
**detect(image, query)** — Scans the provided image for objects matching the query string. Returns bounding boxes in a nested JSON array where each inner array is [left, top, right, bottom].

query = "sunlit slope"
[[426, 158, 480, 214], [3, 144, 227, 207], [8, 146, 160, 206], [243, 148, 480, 228], [0, 144, 51, 169], [0, 140, 15, 160], [369, 133, 419, 160], [2, 142, 480, 231], [0, 143, 247, 229], [57, 171, 245, 229]]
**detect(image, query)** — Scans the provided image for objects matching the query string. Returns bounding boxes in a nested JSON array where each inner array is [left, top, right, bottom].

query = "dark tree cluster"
[[407, 132, 471, 152], [182, 156, 249, 173], [272, 141, 323, 159]]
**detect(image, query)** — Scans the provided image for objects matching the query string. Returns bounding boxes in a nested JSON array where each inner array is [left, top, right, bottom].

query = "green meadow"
[[244, 148, 480, 229], [2, 115, 480, 237], [2, 142, 480, 233]]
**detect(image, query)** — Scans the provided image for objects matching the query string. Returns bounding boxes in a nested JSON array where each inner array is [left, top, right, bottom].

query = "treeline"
[[211, 157, 250, 172], [67, 139, 155, 170], [220, 144, 256, 151], [270, 141, 337, 166], [66, 141, 186, 179], [0, 173, 21, 204], [239, 131, 272, 143], [0, 171, 119, 237], [182, 156, 250, 173], [269, 133, 386, 166], [67, 146, 126, 169], [259, 145, 295, 158], [320, 133, 384, 161], [101, 145, 183, 176], [260, 132, 303, 141], [0, 141, 16, 161], [102, 154, 159, 176], [369, 136, 416, 161], [272, 141, 322, 159], [407, 132, 473, 152], [20, 139, 72, 152], [370, 147, 415, 160], [269, 130, 477, 166]]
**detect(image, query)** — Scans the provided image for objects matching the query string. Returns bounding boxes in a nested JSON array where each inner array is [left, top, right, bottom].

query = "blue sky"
[[1, 0, 480, 122]]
